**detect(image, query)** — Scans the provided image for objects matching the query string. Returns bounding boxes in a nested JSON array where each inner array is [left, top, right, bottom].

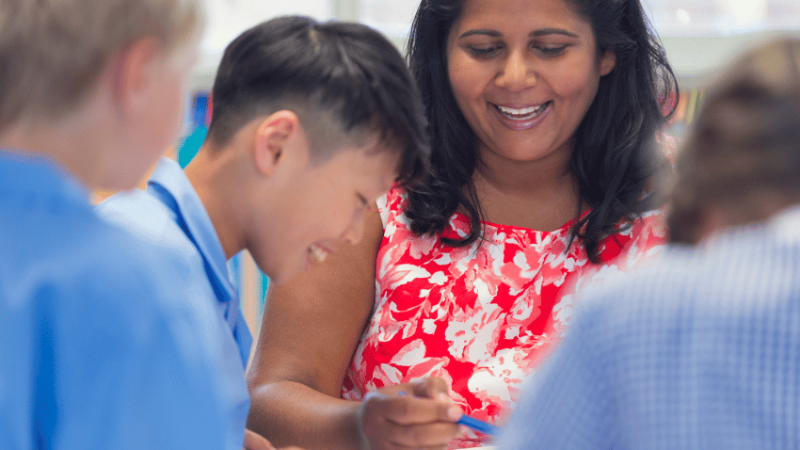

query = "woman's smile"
[[491, 101, 552, 130]]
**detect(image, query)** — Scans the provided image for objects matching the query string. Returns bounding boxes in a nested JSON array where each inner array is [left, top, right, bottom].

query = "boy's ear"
[[253, 110, 301, 177], [110, 37, 160, 112]]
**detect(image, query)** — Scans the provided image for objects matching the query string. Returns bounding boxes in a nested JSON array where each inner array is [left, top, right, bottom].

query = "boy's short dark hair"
[[208, 16, 429, 186]]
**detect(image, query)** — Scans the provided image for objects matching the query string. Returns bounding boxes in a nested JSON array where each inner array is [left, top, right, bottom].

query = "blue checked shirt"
[[498, 206, 800, 450]]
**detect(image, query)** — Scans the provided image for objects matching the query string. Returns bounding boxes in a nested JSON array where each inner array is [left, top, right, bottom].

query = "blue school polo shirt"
[[0, 150, 233, 450], [96, 157, 253, 443]]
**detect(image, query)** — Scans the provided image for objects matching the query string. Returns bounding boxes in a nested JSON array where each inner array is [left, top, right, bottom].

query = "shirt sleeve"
[[497, 300, 617, 450]]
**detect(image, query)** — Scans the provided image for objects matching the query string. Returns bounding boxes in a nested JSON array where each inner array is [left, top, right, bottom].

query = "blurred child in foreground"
[[0, 0, 255, 449]]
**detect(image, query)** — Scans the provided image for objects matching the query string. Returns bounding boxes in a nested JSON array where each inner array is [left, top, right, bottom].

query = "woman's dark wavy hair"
[[404, 0, 678, 263]]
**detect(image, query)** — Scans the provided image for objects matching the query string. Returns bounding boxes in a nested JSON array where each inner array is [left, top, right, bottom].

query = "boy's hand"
[[358, 377, 463, 450]]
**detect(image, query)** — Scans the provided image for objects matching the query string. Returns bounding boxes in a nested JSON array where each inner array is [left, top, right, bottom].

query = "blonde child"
[[0, 1, 253, 449]]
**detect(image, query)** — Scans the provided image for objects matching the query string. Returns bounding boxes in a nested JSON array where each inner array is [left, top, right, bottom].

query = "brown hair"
[[668, 37, 800, 244], [0, 0, 202, 131]]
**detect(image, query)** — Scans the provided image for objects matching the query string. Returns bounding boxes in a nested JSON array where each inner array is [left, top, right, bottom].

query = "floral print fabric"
[[341, 188, 666, 448]]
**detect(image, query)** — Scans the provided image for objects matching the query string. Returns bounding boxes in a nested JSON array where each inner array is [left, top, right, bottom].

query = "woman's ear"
[[253, 110, 301, 177], [599, 47, 617, 76]]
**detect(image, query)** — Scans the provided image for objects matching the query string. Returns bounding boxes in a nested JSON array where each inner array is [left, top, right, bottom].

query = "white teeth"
[[309, 245, 328, 264], [498, 105, 538, 115], [496, 103, 548, 120]]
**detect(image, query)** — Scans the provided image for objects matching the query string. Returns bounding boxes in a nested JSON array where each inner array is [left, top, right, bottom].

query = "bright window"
[[201, 0, 333, 55], [644, 0, 800, 36], [358, 0, 418, 37], [194, 0, 334, 89]]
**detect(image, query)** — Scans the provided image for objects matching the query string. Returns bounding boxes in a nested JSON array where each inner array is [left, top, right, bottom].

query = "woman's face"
[[446, 0, 615, 165]]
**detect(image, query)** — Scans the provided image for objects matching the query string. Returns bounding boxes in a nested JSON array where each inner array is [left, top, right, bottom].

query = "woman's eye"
[[467, 45, 502, 57], [536, 45, 568, 57]]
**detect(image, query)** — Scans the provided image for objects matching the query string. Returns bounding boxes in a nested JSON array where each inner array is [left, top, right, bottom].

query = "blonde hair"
[[668, 37, 800, 244], [0, 0, 203, 130]]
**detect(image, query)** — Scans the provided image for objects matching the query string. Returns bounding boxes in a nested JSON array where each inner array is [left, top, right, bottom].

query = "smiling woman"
[[246, 0, 678, 449], [405, 0, 676, 256], [446, 0, 617, 200]]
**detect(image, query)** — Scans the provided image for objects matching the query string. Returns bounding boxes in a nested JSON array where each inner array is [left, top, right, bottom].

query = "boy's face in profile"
[[251, 133, 399, 285]]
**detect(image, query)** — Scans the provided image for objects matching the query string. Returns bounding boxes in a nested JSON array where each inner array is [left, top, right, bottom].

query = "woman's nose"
[[495, 51, 537, 91]]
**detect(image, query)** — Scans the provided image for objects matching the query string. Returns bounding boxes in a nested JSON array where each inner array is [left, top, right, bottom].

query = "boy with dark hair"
[[96, 15, 429, 449]]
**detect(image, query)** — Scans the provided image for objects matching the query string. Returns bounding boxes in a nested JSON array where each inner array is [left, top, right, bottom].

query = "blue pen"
[[398, 392, 499, 436], [455, 414, 499, 436]]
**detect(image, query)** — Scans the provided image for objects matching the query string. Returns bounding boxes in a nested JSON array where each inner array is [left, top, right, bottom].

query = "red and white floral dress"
[[341, 187, 667, 448]]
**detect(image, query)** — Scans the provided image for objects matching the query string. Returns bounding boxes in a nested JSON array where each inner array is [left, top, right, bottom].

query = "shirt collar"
[[145, 157, 238, 306], [147, 157, 253, 367], [0, 150, 89, 204]]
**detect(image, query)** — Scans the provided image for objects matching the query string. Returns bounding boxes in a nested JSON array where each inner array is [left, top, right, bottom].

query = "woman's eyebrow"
[[529, 28, 579, 38], [459, 29, 501, 38], [459, 28, 580, 39]]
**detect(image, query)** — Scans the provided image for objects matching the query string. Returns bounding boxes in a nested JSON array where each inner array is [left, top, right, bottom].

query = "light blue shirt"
[[0, 151, 234, 450], [96, 157, 252, 445], [498, 207, 800, 450]]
